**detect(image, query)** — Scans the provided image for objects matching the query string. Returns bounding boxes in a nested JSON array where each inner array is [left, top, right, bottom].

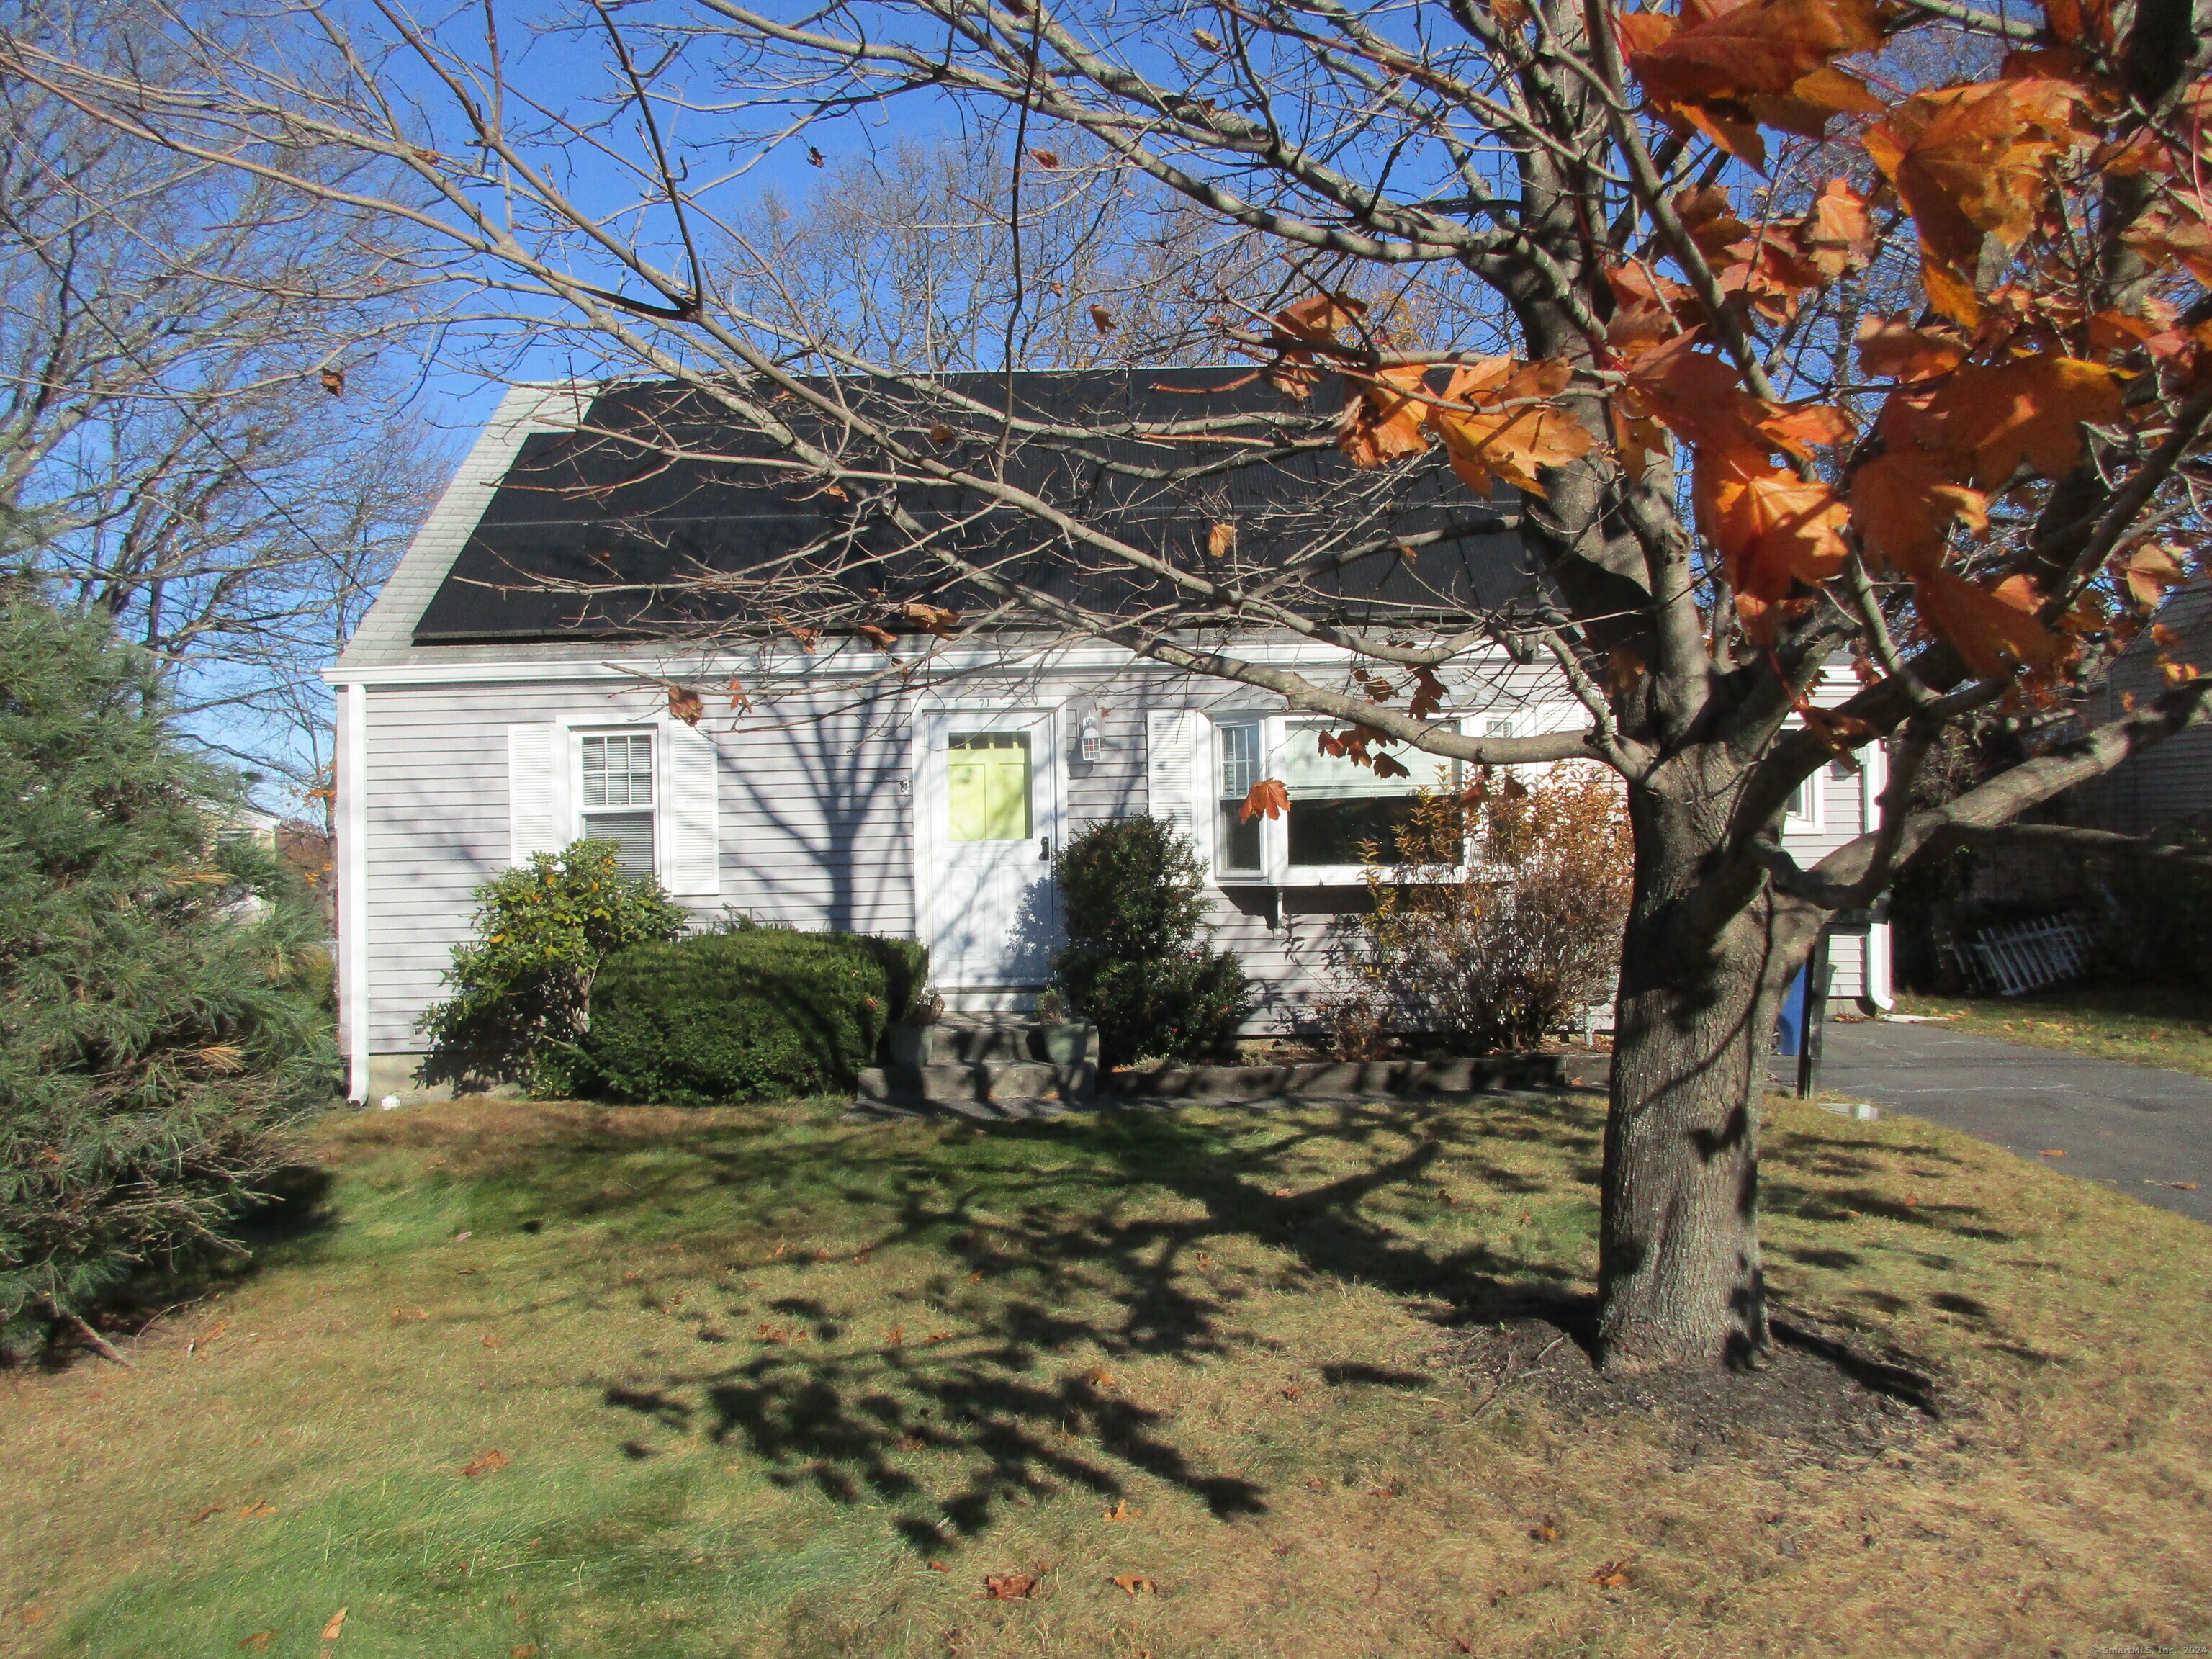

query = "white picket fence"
[[1968, 916, 2095, 997]]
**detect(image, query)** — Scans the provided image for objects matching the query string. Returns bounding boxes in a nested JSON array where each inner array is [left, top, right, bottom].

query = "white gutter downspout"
[[338, 681, 371, 1099], [1861, 738, 1895, 1012]]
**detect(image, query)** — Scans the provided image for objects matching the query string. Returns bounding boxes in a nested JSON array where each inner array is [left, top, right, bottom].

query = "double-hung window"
[[1215, 721, 1265, 877], [580, 732, 655, 878]]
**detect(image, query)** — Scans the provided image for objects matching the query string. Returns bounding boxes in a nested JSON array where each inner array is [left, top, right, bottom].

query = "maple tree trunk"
[[1595, 773, 1809, 1370]]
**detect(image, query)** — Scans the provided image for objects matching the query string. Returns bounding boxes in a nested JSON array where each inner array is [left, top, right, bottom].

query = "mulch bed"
[[1445, 1313, 1948, 1470]]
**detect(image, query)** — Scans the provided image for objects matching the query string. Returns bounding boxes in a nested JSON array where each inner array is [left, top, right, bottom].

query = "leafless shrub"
[[1323, 770, 1632, 1056]]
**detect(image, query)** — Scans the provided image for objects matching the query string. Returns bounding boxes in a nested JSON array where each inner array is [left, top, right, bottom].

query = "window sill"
[[1211, 867, 1473, 888]]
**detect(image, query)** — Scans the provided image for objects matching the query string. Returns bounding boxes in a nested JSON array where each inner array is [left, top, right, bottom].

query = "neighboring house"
[[328, 377, 1891, 1102], [2074, 579, 2212, 837], [213, 804, 281, 850]]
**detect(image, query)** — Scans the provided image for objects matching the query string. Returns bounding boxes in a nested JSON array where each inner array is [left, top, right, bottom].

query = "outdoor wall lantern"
[[1076, 709, 1103, 763]]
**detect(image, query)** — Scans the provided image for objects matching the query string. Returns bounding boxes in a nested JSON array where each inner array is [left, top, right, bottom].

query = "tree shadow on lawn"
[[588, 1098, 1606, 1554]]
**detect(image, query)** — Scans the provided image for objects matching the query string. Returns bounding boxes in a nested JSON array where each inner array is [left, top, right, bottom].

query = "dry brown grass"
[[1899, 984, 2212, 1080], [1, 1089, 2207, 1658]]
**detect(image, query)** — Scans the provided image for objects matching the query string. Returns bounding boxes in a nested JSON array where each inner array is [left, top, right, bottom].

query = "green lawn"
[[1896, 983, 2212, 1079], [3, 1092, 2208, 1658]]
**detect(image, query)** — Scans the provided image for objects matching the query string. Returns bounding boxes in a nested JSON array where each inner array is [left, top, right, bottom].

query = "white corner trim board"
[[340, 681, 369, 1101]]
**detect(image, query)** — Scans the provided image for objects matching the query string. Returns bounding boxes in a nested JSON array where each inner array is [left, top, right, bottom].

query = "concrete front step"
[[886, 1017, 1100, 1068], [1105, 1050, 1609, 1102], [854, 1057, 1097, 1116]]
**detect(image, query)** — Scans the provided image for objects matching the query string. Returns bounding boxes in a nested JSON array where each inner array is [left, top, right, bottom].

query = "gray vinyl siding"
[[2078, 583, 2212, 835], [359, 676, 912, 1051], [354, 649, 1883, 1051]]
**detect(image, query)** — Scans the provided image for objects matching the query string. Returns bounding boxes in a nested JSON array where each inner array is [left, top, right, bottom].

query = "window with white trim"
[[1785, 773, 1819, 826], [1202, 714, 1460, 884], [580, 731, 655, 878], [1215, 720, 1264, 876], [1282, 721, 1455, 870]]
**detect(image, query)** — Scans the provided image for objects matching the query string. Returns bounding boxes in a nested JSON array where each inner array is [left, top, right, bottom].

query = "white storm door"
[[920, 709, 1060, 992]]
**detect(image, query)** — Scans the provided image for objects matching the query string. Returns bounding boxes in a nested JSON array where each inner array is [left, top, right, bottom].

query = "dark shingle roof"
[[411, 369, 1533, 644]]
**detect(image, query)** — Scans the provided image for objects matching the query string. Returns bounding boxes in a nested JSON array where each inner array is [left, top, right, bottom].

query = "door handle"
[[1040, 835, 1051, 863]]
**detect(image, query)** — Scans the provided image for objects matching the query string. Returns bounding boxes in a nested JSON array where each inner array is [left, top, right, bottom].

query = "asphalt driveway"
[[1813, 1017, 2212, 1225]]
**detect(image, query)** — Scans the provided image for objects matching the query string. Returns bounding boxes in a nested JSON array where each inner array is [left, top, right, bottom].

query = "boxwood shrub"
[[582, 928, 927, 1105]]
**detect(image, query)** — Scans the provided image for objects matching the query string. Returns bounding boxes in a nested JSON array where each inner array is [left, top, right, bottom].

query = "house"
[[2075, 578, 2212, 837], [328, 377, 1892, 1102]]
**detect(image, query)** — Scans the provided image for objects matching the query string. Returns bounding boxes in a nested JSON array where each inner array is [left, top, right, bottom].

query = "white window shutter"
[[657, 720, 721, 897], [507, 722, 569, 866], [1146, 709, 1208, 863]]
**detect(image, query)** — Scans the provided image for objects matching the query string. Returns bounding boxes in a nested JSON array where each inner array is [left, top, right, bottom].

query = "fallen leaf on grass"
[[320, 1606, 348, 1640], [1111, 1573, 1159, 1596], [511, 1645, 540, 1658], [1529, 1521, 1560, 1541], [983, 1573, 1038, 1600], [1588, 1560, 1632, 1589], [927, 1560, 950, 1572], [17, 1607, 44, 1627], [925, 1331, 953, 1344], [2146, 1179, 2201, 1190], [238, 1501, 276, 1518], [190, 1505, 223, 1524], [237, 1635, 273, 1651], [482, 1333, 503, 1349], [461, 1449, 508, 1478], [1102, 1500, 1135, 1521], [1084, 1365, 1115, 1388], [1455, 1640, 1478, 1655], [390, 1308, 428, 1322], [452, 1231, 472, 1242], [2038, 1149, 2066, 1158]]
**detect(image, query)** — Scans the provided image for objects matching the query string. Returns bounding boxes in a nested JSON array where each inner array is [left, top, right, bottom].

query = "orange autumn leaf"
[[902, 602, 960, 637], [1847, 450, 1988, 576], [2040, 0, 2114, 50], [1266, 292, 1368, 396], [1208, 521, 1236, 559], [1933, 356, 2124, 487], [1626, 336, 1851, 461], [1240, 778, 1289, 822], [1627, 0, 1880, 112], [320, 1608, 348, 1641], [461, 1449, 508, 1479], [1112, 1573, 1160, 1595], [1862, 78, 2085, 323], [1695, 456, 1851, 598], [1797, 178, 1875, 280], [1855, 315, 1966, 382], [1674, 185, 1754, 262], [1735, 588, 1817, 646], [1424, 357, 1593, 493], [1913, 569, 2062, 679], [1802, 705, 1879, 750], [1611, 397, 1671, 482], [1340, 365, 1434, 468], [1608, 645, 1648, 696], [666, 686, 703, 727], [2123, 543, 2190, 609], [237, 1636, 274, 1652], [857, 623, 898, 652], [984, 1573, 1038, 1601]]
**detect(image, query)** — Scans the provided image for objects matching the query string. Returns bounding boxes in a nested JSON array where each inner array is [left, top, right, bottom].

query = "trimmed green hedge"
[[581, 928, 927, 1105]]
